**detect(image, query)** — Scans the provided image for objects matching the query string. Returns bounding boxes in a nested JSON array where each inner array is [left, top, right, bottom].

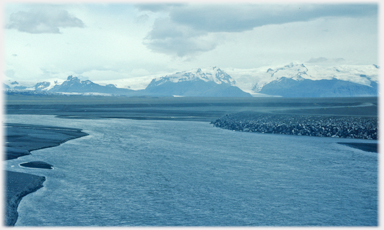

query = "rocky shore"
[[211, 112, 378, 140], [5, 171, 46, 226], [4, 123, 88, 226]]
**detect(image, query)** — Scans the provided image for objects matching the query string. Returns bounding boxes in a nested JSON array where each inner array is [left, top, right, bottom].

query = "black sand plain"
[[4, 94, 378, 226], [6, 94, 378, 120]]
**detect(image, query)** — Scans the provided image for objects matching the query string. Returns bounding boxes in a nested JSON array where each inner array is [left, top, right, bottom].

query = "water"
[[5, 115, 377, 226]]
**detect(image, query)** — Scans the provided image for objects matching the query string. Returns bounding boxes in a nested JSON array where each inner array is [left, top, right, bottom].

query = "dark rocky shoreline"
[[4, 123, 88, 226], [211, 112, 378, 140], [337, 142, 378, 152], [5, 171, 46, 226], [20, 161, 54, 169]]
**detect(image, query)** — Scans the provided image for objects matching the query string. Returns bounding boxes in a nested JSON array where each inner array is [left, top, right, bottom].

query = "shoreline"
[[3, 97, 378, 226], [337, 142, 378, 153], [4, 114, 378, 226], [4, 112, 377, 226], [212, 111, 378, 140], [5, 171, 46, 226], [4, 123, 88, 226]]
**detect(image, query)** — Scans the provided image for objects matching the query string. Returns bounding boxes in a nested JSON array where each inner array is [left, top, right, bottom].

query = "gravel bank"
[[211, 112, 378, 140], [4, 123, 88, 226], [5, 171, 46, 226]]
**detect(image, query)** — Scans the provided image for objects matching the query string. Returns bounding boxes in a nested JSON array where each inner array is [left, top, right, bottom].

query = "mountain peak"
[[284, 62, 301, 68], [149, 67, 236, 88], [106, 84, 117, 88], [67, 75, 81, 82]]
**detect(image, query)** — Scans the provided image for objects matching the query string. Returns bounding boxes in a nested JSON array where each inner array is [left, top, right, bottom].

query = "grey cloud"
[[170, 4, 377, 33], [307, 57, 329, 63], [334, 58, 346, 62], [5, 70, 15, 78], [7, 6, 84, 34], [144, 3, 377, 57], [145, 36, 217, 57], [135, 3, 185, 12], [135, 14, 149, 24], [307, 57, 346, 64], [146, 18, 204, 39], [144, 18, 217, 57]]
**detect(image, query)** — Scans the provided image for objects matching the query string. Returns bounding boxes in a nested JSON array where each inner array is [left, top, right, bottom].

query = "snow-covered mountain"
[[34, 79, 64, 91], [4, 63, 379, 98], [144, 67, 251, 97], [148, 67, 236, 87], [48, 76, 136, 96], [259, 76, 378, 97], [251, 63, 378, 97], [4, 80, 35, 90], [8, 69, 249, 97], [226, 62, 378, 95]]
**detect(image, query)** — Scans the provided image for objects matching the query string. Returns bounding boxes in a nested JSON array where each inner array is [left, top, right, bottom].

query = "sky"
[[2, 0, 380, 86]]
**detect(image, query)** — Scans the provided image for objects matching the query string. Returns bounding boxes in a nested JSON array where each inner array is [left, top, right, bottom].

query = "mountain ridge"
[[259, 77, 378, 97], [144, 67, 250, 97], [4, 63, 378, 97], [148, 67, 236, 87]]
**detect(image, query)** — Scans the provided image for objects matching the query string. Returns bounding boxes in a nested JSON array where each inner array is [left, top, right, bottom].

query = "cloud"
[[135, 3, 185, 12], [170, 4, 377, 33], [306, 57, 346, 64], [5, 70, 15, 78], [334, 58, 346, 63], [307, 57, 329, 63], [142, 3, 377, 57], [135, 14, 149, 24], [6, 5, 85, 34], [144, 18, 219, 57]]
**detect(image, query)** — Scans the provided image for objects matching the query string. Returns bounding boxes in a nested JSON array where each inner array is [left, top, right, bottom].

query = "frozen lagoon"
[[5, 115, 377, 226]]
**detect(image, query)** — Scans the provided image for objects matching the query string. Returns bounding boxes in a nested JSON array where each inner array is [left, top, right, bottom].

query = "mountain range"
[[259, 76, 378, 97], [144, 67, 250, 97], [4, 63, 379, 98], [48, 76, 136, 96]]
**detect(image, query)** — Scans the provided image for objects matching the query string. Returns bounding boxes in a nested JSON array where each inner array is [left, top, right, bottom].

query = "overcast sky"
[[3, 1, 379, 83]]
